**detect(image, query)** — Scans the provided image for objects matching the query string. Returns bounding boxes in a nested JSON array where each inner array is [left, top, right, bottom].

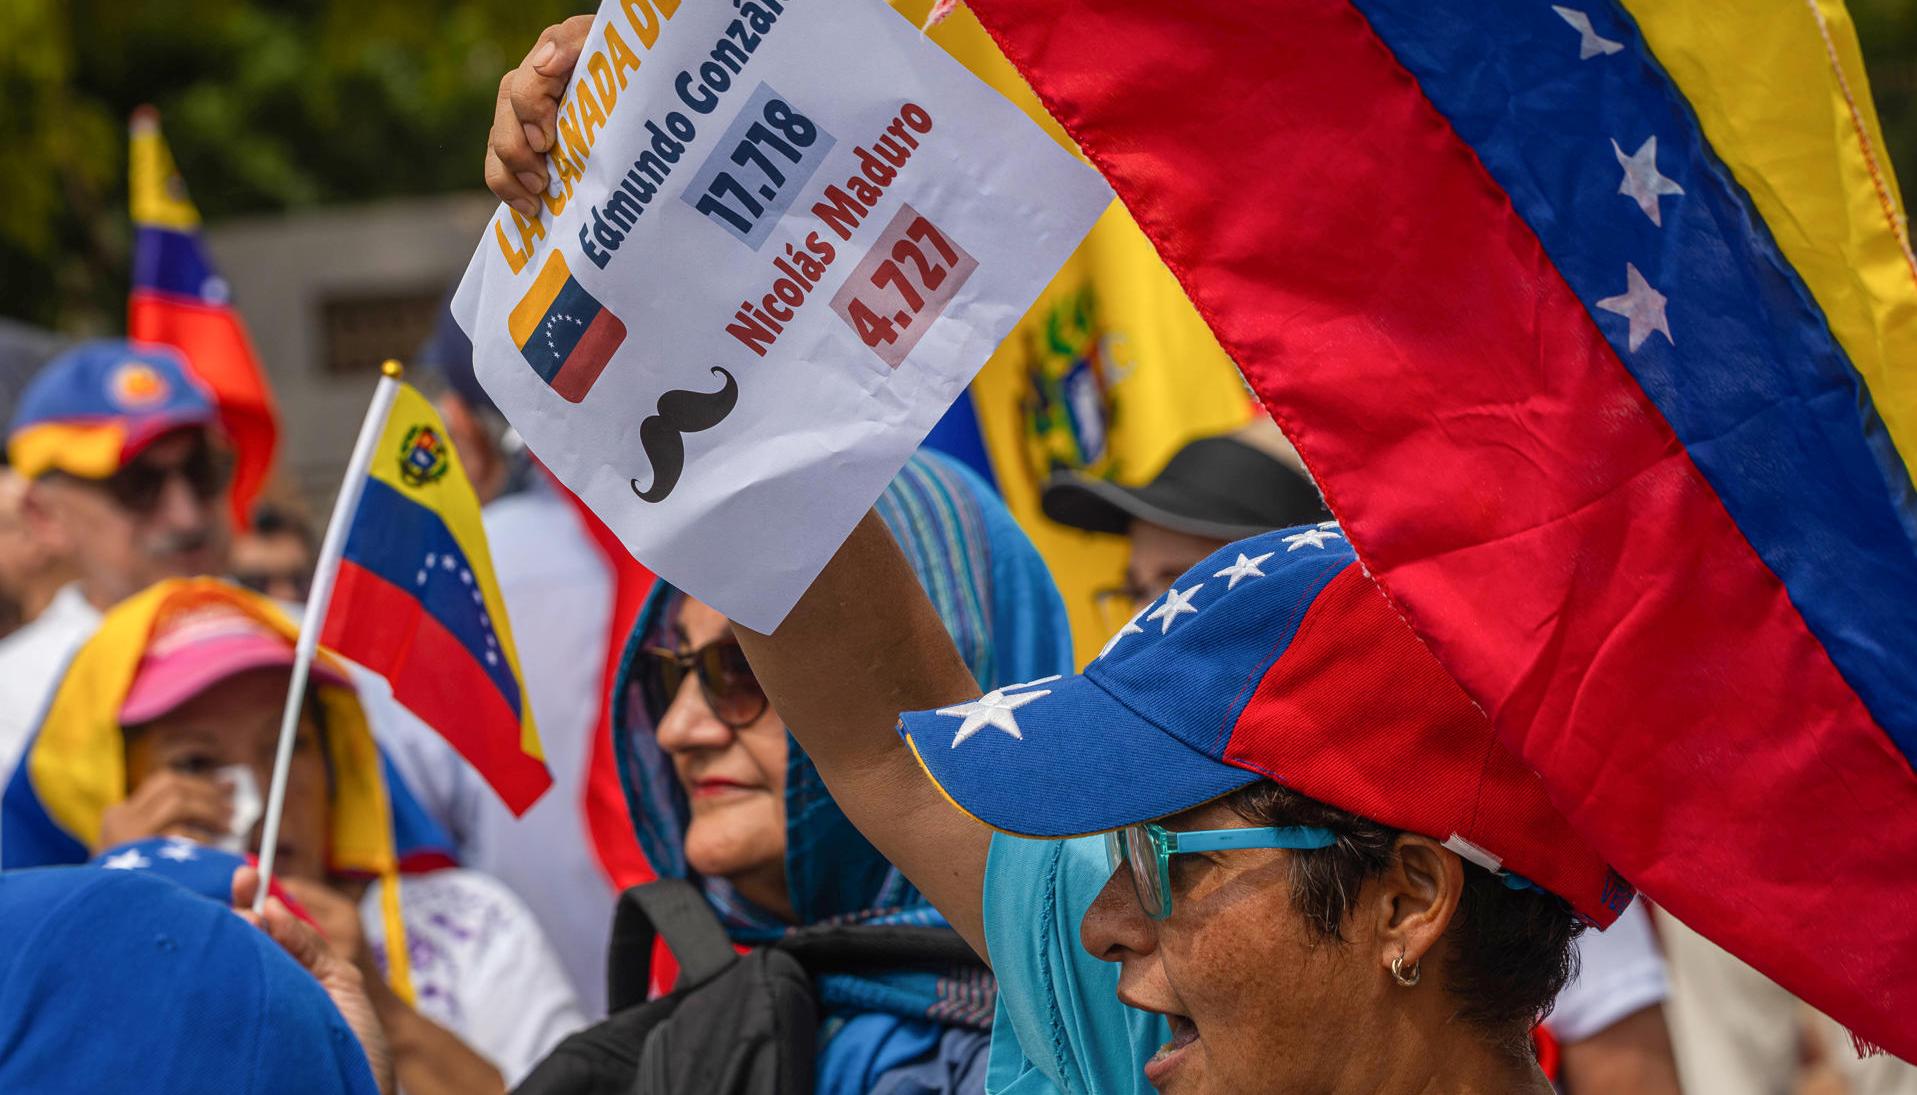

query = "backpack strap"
[[776, 923, 985, 974], [607, 879, 741, 1011]]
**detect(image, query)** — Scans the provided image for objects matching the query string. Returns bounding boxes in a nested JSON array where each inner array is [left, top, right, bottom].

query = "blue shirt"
[[981, 834, 1168, 1095]]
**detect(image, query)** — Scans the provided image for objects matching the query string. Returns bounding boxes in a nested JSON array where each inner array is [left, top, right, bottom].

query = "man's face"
[[1126, 521, 1231, 607], [232, 530, 314, 603], [27, 429, 231, 606]]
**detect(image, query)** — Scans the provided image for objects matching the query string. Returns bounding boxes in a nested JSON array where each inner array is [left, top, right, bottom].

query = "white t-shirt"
[[1545, 897, 1671, 1042], [0, 583, 102, 783], [373, 480, 621, 1017], [361, 868, 588, 1087]]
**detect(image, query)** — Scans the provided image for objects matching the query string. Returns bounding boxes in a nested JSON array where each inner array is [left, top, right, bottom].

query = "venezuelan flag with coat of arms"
[[897, 0, 1260, 666], [128, 107, 279, 528], [962, 0, 1917, 1057], [320, 381, 551, 815]]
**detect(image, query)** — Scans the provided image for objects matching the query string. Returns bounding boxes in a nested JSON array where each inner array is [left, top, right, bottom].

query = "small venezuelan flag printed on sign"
[[509, 250, 625, 403]]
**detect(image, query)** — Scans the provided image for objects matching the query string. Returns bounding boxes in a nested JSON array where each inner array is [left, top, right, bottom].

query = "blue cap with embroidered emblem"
[[6, 340, 216, 480], [898, 521, 1633, 927]]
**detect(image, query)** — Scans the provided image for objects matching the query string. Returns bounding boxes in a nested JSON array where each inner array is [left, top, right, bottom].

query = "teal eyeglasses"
[[1103, 821, 1337, 919]]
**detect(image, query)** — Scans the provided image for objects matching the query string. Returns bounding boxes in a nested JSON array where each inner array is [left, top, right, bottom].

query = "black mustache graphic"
[[629, 367, 740, 504]]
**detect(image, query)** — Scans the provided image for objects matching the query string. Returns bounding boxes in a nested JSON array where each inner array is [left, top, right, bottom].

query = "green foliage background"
[[1, 0, 1913, 333], [0, 0, 578, 332]]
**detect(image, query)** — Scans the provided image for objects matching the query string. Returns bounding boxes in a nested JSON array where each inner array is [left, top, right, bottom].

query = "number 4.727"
[[851, 217, 961, 347]]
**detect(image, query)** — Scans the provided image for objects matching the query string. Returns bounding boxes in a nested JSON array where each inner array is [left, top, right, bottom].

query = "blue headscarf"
[[611, 450, 1073, 1094], [0, 864, 380, 1093]]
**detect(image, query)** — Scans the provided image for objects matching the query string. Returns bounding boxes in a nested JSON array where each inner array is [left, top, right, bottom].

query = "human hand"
[[234, 867, 396, 1095], [96, 770, 230, 851], [485, 14, 594, 218], [279, 877, 371, 972]]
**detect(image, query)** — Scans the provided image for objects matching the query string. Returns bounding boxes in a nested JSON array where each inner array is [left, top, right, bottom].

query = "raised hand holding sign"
[[455, 0, 1108, 631]]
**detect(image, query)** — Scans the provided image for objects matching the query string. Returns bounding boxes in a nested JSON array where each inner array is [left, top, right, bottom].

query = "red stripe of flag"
[[130, 291, 278, 528], [324, 560, 553, 814], [963, 0, 1917, 1056], [553, 309, 625, 403]]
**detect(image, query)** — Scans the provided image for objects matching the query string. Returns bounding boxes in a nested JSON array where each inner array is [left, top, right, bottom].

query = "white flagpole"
[[254, 359, 405, 912]]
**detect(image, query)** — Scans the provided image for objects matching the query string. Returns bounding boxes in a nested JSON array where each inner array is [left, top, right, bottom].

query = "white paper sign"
[[452, 0, 1110, 631]]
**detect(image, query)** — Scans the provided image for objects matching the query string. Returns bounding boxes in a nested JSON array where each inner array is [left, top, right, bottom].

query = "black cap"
[[1040, 434, 1328, 541]]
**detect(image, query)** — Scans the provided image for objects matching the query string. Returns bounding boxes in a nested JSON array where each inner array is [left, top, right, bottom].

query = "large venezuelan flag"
[[964, 0, 1917, 1057], [897, 0, 1257, 664], [128, 107, 279, 529], [321, 382, 552, 815]]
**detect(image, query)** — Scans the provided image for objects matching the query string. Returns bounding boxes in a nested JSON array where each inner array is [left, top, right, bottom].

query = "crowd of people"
[[0, 15, 1909, 1095]]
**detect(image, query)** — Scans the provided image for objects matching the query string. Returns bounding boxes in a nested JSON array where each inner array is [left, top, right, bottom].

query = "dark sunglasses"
[[102, 440, 232, 514], [637, 637, 768, 730]]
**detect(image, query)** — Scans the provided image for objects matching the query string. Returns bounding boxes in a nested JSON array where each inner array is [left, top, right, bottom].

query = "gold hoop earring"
[[1391, 951, 1422, 988]]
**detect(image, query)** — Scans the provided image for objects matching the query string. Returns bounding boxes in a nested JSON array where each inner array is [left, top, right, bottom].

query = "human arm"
[[1556, 1005, 1681, 1095], [486, 19, 992, 956], [1548, 901, 1680, 1094], [281, 878, 506, 1095], [734, 511, 993, 955]]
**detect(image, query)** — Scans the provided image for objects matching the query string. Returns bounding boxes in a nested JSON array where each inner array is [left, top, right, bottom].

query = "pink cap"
[[120, 600, 346, 725]]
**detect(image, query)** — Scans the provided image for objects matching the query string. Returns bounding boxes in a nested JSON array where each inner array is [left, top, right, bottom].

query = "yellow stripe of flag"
[[1624, 0, 1917, 479]]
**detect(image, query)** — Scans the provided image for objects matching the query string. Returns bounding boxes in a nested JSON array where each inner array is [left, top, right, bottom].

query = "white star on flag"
[[1213, 552, 1274, 589], [102, 849, 151, 870], [1596, 263, 1673, 351], [1613, 137, 1684, 226], [937, 677, 1060, 747], [157, 839, 198, 862], [1552, 6, 1623, 59], [1284, 528, 1342, 551], [1146, 583, 1203, 634], [1100, 607, 1148, 660]]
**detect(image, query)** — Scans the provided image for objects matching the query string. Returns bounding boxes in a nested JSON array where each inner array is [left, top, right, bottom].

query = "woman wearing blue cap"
[[718, 514, 1632, 1095]]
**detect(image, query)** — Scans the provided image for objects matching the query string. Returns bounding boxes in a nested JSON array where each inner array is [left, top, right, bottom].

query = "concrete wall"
[[204, 192, 496, 509]]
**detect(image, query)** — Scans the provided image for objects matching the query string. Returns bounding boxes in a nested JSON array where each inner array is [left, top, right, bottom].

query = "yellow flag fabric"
[[1623, 0, 1916, 480], [7, 579, 414, 999], [899, 0, 1257, 664], [321, 380, 550, 813]]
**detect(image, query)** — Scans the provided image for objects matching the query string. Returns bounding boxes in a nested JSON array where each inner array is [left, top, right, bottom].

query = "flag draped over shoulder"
[[321, 382, 551, 815], [0, 580, 418, 999], [962, 0, 1917, 1057], [128, 108, 279, 528], [900, 1, 1256, 664]]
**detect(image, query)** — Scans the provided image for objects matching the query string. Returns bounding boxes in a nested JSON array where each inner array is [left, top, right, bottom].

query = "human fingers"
[[509, 15, 593, 151], [279, 878, 365, 964], [149, 776, 234, 839], [98, 772, 230, 849], [232, 864, 262, 911], [488, 16, 591, 210], [256, 892, 343, 980], [488, 78, 544, 218]]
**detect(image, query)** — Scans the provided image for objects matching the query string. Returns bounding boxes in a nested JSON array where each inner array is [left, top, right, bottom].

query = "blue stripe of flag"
[[342, 478, 522, 719], [519, 276, 604, 385], [922, 392, 1001, 494], [132, 226, 220, 303], [1346, 0, 1917, 765]]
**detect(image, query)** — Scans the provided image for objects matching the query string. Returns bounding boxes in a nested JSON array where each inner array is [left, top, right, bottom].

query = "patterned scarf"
[[610, 450, 1074, 1089]]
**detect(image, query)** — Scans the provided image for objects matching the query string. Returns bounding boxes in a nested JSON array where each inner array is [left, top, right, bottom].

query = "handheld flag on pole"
[[962, 0, 1917, 1058], [128, 107, 279, 529], [256, 362, 548, 911]]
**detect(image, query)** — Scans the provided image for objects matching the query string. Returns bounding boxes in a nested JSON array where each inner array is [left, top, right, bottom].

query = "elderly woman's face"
[[653, 597, 792, 918], [1079, 799, 1391, 1094]]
